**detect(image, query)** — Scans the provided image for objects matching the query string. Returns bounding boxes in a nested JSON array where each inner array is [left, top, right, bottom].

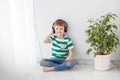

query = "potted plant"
[[85, 13, 119, 70]]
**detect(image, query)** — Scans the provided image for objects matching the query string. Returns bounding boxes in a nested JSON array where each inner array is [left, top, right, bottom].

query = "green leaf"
[[112, 25, 117, 29], [87, 48, 92, 55]]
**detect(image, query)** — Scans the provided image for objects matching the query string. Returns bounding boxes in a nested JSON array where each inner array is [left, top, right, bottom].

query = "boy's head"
[[52, 19, 68, 33]]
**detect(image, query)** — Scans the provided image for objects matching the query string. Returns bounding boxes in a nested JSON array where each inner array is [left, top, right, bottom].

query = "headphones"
[[52, 19, 68, 33]]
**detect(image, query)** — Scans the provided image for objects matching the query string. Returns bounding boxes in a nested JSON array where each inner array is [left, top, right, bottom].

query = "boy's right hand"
[[50, 29, 54, 34], [43, 30, 53, 43]]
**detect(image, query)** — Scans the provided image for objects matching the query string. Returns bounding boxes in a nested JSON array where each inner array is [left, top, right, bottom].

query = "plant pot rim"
[[96, 54, 110, 56]]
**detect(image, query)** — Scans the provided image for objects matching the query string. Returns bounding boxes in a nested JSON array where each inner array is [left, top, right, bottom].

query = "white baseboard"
[[75, 59, 120, 66], [75, 59, 93, 65]]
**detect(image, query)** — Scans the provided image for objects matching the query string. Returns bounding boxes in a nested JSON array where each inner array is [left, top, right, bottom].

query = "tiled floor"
[[15, 62, 120, 80]]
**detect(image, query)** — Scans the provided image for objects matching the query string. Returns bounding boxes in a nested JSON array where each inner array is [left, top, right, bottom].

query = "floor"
[[14, 61, 120, 80]]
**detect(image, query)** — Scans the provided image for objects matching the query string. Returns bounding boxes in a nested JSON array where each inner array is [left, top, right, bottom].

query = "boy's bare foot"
[[43, 67, 54, 72]]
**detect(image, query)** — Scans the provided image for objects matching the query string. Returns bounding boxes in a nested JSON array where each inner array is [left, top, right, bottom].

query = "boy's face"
[[54, 25, 65, 37]]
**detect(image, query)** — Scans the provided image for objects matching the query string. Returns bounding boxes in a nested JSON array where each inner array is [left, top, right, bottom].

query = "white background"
[[34, 0, 120, 60]]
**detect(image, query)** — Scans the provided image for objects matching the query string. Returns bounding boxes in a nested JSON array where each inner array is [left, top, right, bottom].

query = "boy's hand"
[[50, 29, 54, 34], [43, 30, 54, 43], [65, 49, 73, 62], [65, 56, 72, 62]]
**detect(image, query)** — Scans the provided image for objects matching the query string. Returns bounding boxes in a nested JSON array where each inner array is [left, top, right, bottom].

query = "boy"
[[40, 19, 76, 72]]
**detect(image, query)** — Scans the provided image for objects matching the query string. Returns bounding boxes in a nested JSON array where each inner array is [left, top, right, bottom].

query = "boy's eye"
[[55, 28, 58, 30], [60, 28, 63, 30]]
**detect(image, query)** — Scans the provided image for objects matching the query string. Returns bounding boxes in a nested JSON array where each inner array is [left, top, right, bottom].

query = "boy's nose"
[[57, 30, 60, 32]]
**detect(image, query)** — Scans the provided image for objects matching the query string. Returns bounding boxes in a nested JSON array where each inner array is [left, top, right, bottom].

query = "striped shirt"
[[50, 34, 74, 58]]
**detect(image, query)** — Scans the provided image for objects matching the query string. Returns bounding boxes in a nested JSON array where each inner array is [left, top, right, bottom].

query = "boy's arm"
[[65, 48, 73, 62], [43, 31, 53, 43]]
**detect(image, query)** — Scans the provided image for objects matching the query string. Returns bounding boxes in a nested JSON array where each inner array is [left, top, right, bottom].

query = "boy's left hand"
[[65, 56, 72, 62]]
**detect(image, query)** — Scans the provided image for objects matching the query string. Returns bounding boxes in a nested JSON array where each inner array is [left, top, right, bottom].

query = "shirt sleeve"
[[50, 34, 56, 41], [50, 34, 54, 40], [67, 39, 74, 49]]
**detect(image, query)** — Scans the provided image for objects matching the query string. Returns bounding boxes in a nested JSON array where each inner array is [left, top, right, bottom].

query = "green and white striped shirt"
[[50, 34, 74, 58]]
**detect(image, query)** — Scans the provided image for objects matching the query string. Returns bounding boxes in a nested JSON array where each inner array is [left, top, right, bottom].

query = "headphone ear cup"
[[65, 27, 67, 32], [64, 27, 68, 32], [64, 23, 68, 32], [52, 22, 55, 33], [52, 27, 55, 33]]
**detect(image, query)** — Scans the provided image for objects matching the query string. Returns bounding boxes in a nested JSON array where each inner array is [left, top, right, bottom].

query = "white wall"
[[34, 0, 120, 60]]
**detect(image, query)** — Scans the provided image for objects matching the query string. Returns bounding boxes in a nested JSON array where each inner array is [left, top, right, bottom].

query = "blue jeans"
[[40, 58, 76, 71]]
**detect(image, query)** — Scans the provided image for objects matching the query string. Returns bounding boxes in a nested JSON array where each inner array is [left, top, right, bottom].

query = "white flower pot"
[[94, 55, 110, 70]]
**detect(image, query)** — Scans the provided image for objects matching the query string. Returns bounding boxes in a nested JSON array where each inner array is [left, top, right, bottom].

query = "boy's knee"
[[66, 60, 76, 68], [39, 59, 46, 66]]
